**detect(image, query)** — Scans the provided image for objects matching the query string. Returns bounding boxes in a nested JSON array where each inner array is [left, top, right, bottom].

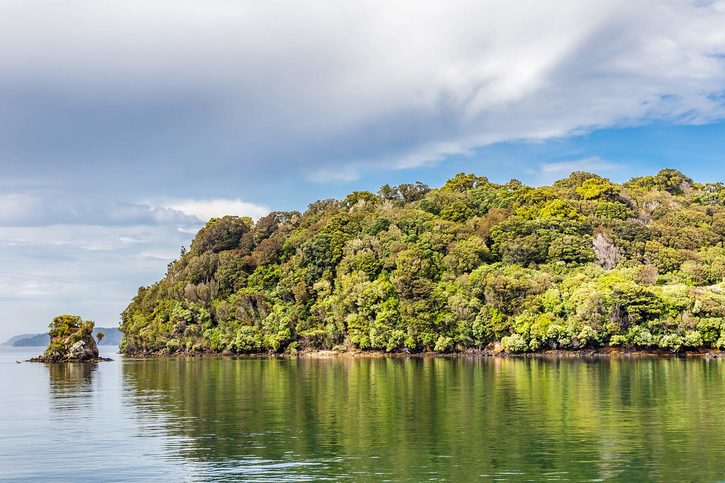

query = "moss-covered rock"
[[29, 315, 109, 362]]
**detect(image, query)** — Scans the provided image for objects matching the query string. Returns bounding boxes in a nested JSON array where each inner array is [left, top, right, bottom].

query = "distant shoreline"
[[2, 327, 122, 348]]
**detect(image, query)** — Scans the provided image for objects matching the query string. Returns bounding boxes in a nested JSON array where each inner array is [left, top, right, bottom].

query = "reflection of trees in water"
[[46, 362, 98, 417], [47, 362, 98, 395], [121, 356, 725, 481]]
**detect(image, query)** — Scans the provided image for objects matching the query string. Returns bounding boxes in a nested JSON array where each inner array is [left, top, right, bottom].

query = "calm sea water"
[[1, 347, 725, 481]]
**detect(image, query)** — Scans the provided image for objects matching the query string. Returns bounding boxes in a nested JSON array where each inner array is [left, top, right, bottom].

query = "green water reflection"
[[120, 356, 725, 481]]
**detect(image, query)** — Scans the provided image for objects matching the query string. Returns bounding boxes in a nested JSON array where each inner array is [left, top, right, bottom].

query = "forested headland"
[[120, 169, 725, 355]]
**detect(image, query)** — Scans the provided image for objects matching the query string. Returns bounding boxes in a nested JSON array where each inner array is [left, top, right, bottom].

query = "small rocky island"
[[29, 315, 112, 362]]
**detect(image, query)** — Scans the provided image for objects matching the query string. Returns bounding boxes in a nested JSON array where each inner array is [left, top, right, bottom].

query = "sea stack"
[[29, 315, 109, 362]]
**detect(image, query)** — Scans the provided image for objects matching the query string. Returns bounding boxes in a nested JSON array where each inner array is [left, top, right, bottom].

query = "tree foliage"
[[120, 169, 725, 354]]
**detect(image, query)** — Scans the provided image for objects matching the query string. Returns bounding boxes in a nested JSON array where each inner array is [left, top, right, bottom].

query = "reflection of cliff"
[[121, 357, 725, 481]]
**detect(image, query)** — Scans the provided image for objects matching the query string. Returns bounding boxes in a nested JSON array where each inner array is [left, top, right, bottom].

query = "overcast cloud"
[[2, 0, 725, 185], [1, 0, 725, 339]]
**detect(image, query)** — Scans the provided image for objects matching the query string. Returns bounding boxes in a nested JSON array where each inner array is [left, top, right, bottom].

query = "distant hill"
[[3, 327, 122, 347], [1, 334, 39, 346]]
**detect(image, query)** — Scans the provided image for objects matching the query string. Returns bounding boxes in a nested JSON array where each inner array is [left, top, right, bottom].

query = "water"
[[1, 347, 725, 481]]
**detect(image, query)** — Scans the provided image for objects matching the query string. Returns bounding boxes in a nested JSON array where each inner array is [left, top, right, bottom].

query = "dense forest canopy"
[[120, 169, 725, 354]]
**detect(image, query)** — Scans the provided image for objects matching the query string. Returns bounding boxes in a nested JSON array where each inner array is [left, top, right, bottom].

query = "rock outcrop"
[[29, 315, 111, 362]]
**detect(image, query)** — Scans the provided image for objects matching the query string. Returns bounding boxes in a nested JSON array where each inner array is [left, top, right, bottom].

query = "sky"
[[1, 0, 725, 340]]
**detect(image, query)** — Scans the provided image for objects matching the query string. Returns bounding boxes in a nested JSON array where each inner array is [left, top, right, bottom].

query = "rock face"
[[68, 340, 97, 360], [29, 315, 108, 362]]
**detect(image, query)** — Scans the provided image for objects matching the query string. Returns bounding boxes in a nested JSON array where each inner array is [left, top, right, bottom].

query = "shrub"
[[697, 318, 723, 345], [683, 330, 704, 348], [658, 333, 684, 352], [628, 326, 654, 347], [434, 336, 455, 352], [501, 334, 529, 353]]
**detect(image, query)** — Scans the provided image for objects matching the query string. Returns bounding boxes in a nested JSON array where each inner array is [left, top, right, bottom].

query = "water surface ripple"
[[1, 348, 724, 481]]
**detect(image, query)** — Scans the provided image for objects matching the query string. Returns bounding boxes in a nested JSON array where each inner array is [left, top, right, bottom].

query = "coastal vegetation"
[[120, 169, 725, 355]]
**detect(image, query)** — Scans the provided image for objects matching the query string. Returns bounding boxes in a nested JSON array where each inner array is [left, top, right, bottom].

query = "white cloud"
[[1, 0, 723, 180], [307, 166, 361, 183], [394, 142, 476, 170], [0, 223, 192, 340], [0, 193, 198, 227], [162, 198, 270, 221], [0, 194, 43, 224], [0, 274, 67, 299], [527, 157, 623, 185], [539, 158, 622, 174]]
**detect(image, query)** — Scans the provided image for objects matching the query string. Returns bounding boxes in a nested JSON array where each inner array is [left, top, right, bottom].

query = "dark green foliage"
[[121, 169, 725, 354], [191, 216, 252, 254], [378, 182, 430, 203]]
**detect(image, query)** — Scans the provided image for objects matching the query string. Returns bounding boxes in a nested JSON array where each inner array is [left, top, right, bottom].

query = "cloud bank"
[[161, 199, 270, 222], [0, 0, 723, 185], [0, 194, 268, 226]]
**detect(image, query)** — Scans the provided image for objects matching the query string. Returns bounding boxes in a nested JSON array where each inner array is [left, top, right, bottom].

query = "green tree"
[[191, 216, 252, 254], [119, 168, 725, 355], [576, 177, 620, 200]]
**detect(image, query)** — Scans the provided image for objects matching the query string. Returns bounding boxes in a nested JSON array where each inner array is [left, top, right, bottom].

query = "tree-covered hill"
[[120, 169, 725, 354]]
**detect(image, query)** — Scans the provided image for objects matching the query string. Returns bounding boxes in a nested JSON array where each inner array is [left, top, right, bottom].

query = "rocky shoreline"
[[27, 355, 113, 363], [120, 346, 725, 359]]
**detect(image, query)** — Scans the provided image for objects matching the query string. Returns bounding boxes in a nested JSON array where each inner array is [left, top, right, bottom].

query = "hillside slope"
[[121, 170, 725, 354]]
